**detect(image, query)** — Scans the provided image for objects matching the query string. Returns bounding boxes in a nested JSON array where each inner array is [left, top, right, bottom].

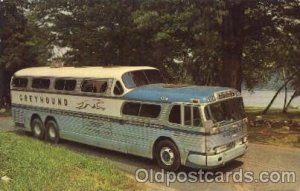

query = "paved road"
[[1, 117, 300, 191]]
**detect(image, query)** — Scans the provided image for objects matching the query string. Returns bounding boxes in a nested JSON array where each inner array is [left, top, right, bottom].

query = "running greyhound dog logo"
[[76, 99, 106, 111]]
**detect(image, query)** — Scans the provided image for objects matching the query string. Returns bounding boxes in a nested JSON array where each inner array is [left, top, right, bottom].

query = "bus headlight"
[[215, 144, 229, 154], [207, 142, 235, 155], [206, 147, 216, 155], [237, 137, 247, 145]]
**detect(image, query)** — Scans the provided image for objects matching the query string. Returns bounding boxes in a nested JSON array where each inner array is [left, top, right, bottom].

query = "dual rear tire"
[[31, 118, 45, 140], [45, 120, 60, 144], [31, 118, 59, 144]]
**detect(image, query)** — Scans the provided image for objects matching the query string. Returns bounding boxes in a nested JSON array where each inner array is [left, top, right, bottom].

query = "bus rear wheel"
[[45, 120, 60, 144], [31, 118, 45, 140], [155, 140, 181, 172]]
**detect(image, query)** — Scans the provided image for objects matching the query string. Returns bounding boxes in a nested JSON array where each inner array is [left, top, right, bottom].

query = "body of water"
[[242, 90, 300, 108]]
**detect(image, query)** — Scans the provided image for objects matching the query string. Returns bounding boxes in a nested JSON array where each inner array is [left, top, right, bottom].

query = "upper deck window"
[[122, 69, 164, 89], [12, 77, 28, 88], [55, 79, 76, 91], [81, 80, 108, 93], [122, 102, 161, 118], [113, 81, 124, 95], [32, 78, 50, 89]]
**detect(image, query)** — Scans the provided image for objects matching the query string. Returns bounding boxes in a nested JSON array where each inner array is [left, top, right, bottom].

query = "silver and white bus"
[[11, 66, 248, 171]]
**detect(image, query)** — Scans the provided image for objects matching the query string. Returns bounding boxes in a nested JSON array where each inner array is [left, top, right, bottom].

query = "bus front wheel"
[[45, 120, 60, 144], [31, 118, 45, 140], [155, 140, 181, 172]]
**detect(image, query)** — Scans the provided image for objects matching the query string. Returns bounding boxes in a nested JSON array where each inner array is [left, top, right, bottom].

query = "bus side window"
[[65, 80, 76, 91], [183, 105, 202, 127], [32, 78, 50, 89], [193, 107, 202, 127], [55, 79, 76, 91], [99, 81, 108, 93], [12, 77, 28, 88], [139, 104, 161, 118], [122, 102, 141, 116], [184, 106, 192, 126], [114, 81, 124, 95], [81, 80, 107, 93], [81, 80, 93, 92], [169, 105, 181, 124], [204, 106, 211, 120], [55, 79, 65, 90]]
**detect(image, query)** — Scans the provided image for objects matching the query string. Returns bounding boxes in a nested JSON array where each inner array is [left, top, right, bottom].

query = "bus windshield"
[[122, 69, 164, 89], [205, 97, 246, 125]]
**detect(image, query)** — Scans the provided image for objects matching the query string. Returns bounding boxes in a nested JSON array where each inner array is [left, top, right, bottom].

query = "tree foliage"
[[0, 0, 50, 107], [0, 0, 299, 109], [32, 0, 299, 89]]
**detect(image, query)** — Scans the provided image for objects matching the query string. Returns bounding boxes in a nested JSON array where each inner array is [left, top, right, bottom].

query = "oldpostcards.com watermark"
[[135, 168, 296, 186]]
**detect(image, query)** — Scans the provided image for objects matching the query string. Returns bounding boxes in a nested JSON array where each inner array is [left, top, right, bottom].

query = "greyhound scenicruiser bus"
[[10, 66, 248, 171]]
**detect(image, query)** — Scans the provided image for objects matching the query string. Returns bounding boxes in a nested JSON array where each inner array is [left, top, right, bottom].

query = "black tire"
[[45, 120, 60, 144], [31, 117, 45, 140], [155, 139, 181, 171]]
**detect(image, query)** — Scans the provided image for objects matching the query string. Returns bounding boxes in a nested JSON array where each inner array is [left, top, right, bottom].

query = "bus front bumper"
[[186, 142, 248, 169]]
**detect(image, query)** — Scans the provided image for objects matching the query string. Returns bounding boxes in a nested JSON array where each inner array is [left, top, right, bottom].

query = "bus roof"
[[14, 66, 157, 79], [123, 84, 234, 103]]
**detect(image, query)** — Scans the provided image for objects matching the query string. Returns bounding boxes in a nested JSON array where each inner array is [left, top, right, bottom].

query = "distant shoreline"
[[242, 90, 300, 108], [242, 89, 295, 93]]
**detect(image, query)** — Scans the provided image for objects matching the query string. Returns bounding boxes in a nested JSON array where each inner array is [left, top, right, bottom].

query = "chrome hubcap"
[[34, 124, 41, 135], [49, 126, 56, 139], [160, 147, 175, 166]]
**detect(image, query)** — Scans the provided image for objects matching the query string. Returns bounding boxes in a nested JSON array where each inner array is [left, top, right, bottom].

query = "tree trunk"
[[282, 83, 288, 113], [283, 90, 300, 113], [282, 68, 288, 113], [220, 1, 245, 92], [262, 78, 293, 114], [0, 67, 5, 109]]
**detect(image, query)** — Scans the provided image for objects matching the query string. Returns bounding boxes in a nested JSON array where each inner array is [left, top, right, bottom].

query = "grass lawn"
[[246, 107, 300, 123], [245, 107, 300, 148], [0, 130, 138, 191]]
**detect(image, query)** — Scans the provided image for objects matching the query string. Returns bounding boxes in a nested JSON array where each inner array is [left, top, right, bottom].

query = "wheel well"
[[45, 116, 57, 126], [31, 114, 41, 126], [152, 136, 176, 158]]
